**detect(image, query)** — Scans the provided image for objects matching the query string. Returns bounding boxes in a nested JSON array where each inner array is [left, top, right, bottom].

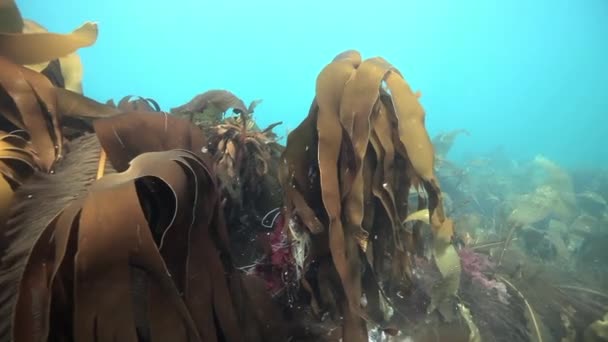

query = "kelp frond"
[[280, 50, 459, 340], [0, 130, 36, 221], [0, 112, 288, 341], [106, 95, 162, 112]]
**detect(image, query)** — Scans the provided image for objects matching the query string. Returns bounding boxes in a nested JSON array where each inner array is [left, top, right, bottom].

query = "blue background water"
[[18, 0, 608, 169]]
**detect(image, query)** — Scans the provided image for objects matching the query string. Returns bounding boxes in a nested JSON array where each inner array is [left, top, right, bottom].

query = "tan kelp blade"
[[21, 19, 86, 93], [0, 21, 98, 66], [281, 50, 458, 340]]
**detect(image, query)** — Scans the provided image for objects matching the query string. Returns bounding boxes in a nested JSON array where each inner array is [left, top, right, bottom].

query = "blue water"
[[19, 0, 608, 169]]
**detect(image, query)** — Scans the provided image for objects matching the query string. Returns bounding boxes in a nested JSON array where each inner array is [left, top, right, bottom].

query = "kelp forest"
[[0, 1, 607, 341]]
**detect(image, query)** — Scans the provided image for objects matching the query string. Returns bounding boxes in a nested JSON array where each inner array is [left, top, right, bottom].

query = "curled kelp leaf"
[[171, 89, 250, 116], [1, 113, 287, 341], [0, 56, 62, 171], [280, 50, 456, 340], [107, 95, 162, 112], [93, 112, 207, 172], [0, 130, 35, 221], [6, 150, 214, 341], [0, 57, 119, 172]]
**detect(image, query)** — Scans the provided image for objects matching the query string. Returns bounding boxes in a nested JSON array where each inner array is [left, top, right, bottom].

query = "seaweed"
[[0, 113, 288, 341], [107, 95, 162, 112], [171, 89, 254, 118], [0, 130, 35, 222], [0, 57, 120, 172], [0, 3, 97, 66], [279, 50, 458, 340]]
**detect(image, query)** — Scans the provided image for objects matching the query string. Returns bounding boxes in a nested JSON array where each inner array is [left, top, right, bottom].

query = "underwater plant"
[[0, 56, 121, 221], [171, 89, 261, 131], [172, 90, 285, 267], [0, 0, 98, 93], [0, 112, 288, 341], [0, 130, 35, 222], [106, 95, 162, 112], [279, 50, 460, 340], [208, 108, 283, 215]]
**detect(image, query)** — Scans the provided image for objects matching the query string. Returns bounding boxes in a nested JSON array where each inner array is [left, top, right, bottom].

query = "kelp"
[[0, 112, 287, 341], [0, 0, 97, 67], [0, 1, 107, 164], [0, 56, 120, 172], [107, 95, 162, 112], [19, 19, 87, 94], [280, 50, 459, 340], [0, 1, 97, 94], [0, 57, 113, 214], [203, 107, 284, 269], [0, 130, 35, 223], [171, 89, 259, 118], [209, 113, 283, 205]]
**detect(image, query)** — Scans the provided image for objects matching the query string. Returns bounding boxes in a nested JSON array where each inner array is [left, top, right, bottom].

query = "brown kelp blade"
[[7, 146, 284, 342], [171, 89, 249, 115], [10, 150, 206, 341], [93, 112, 207, 172], [110, 95, 162, 112], [21, 19, 86, 94], [0, 56, 61, 171], [280, 50, 456, 340], [0, 21, 98, 65], [55, 87, 121, 118], [0, 131, 36, 219], [0, 57, 118, 171]]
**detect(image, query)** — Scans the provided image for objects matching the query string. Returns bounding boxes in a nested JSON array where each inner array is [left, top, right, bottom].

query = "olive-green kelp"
[[280, 50, 460, 340], [0, 112, 288, 342]]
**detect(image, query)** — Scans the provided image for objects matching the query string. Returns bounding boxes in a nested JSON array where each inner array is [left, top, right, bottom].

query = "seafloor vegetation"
[[0, 1, 606, 341]]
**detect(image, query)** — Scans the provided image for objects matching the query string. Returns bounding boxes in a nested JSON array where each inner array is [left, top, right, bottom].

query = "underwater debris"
[[279, 50, 459, 340]]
